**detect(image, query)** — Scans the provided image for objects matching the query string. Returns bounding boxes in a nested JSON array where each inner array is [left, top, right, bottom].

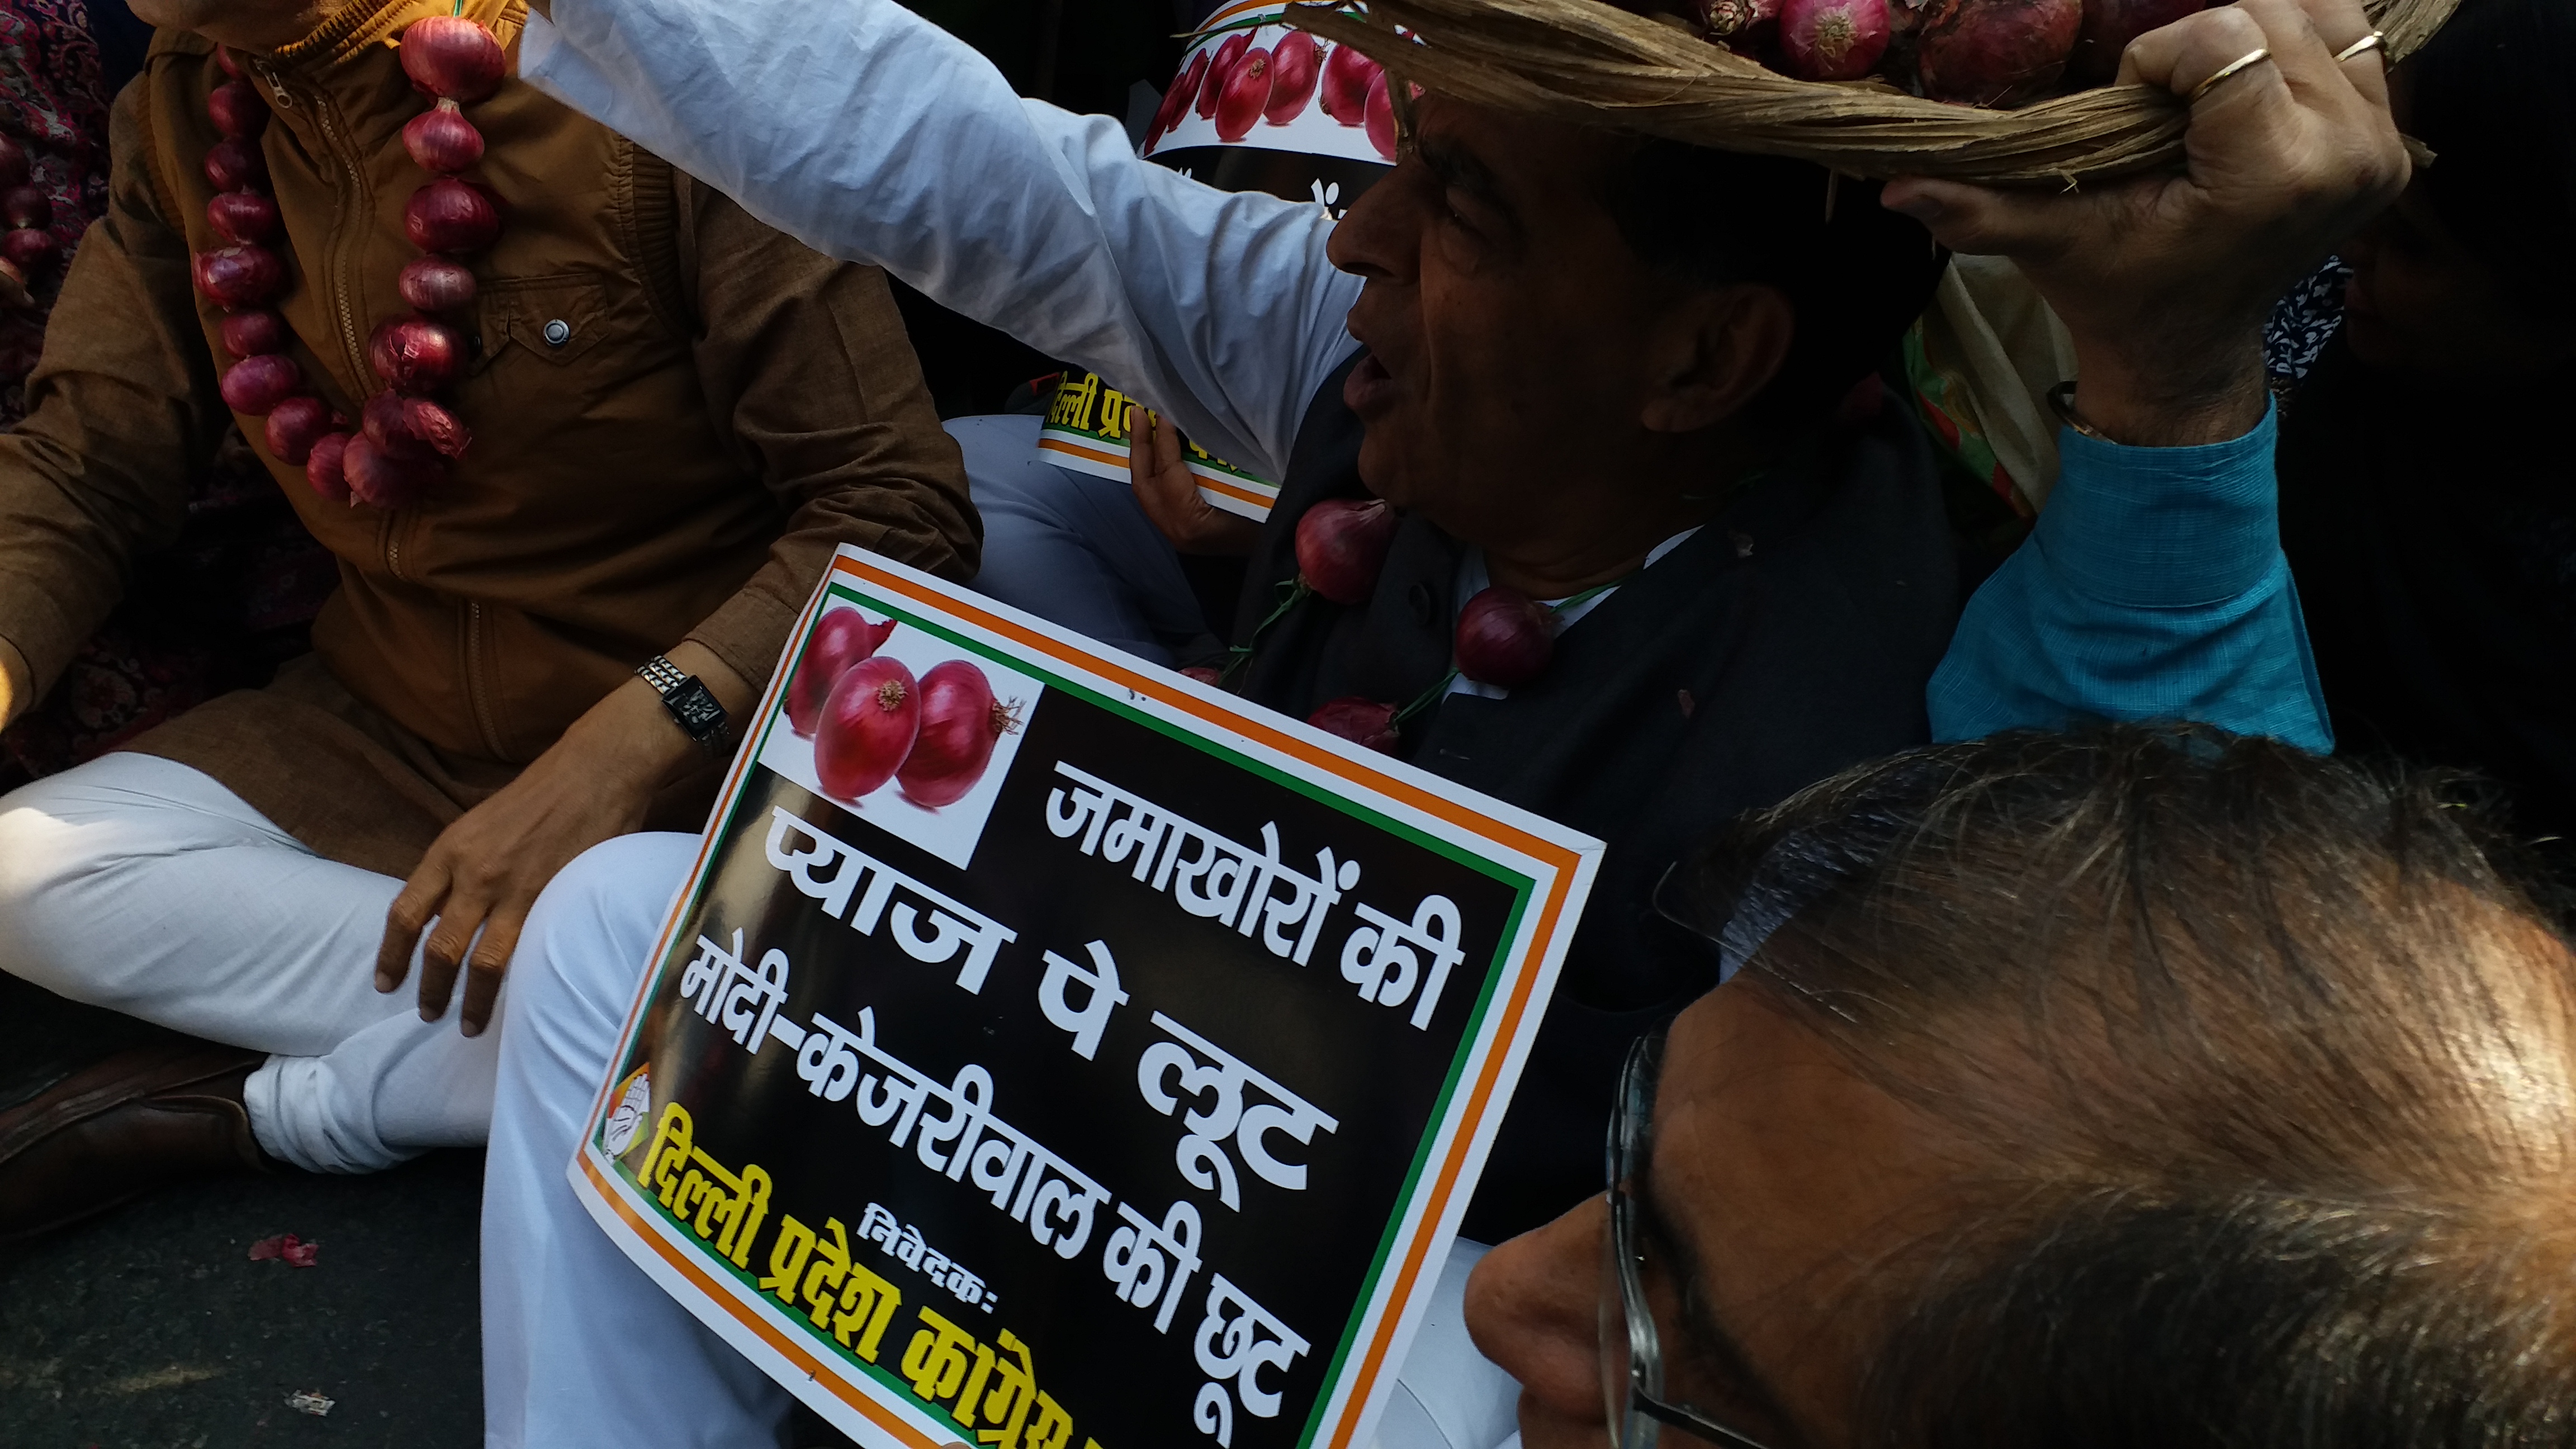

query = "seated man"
[[0, 0, 976, 1234], [466, 0, 2402, 1442], [1474, 721, 2576, 1442]]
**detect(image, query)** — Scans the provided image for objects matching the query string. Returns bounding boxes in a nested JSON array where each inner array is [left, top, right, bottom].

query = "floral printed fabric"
[[2265, 255, 2350, 403], [0, 0, 334, 789]]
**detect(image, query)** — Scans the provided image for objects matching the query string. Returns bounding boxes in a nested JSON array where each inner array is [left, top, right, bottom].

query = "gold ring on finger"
[[2332, 30, 2385, 61], [2187, 45, 2274, 104]]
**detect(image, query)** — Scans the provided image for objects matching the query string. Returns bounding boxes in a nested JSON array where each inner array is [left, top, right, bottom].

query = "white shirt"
[[520, 0, 1365, 486]]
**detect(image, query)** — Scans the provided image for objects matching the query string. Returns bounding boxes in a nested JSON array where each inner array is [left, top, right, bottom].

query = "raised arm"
[[1929, 406, 2329, 748], [1903, 0, 2402, 748], [517, 0, 1362, 482]]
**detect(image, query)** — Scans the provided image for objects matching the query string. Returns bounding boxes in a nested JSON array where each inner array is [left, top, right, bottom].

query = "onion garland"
[[191, 18, 507, 507]]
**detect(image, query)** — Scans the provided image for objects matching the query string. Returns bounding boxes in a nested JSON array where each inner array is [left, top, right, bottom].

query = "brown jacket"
[[0, 0, 977, 875]]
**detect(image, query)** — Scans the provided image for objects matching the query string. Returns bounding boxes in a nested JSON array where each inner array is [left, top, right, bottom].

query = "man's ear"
[[1638, 283, 1796, 435]]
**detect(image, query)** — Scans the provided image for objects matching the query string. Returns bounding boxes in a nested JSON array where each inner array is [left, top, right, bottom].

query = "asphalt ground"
[[0, 978, 859, 1449]]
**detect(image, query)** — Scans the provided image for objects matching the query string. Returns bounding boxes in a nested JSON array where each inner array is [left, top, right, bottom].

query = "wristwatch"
[[637, 655, 729, 751]]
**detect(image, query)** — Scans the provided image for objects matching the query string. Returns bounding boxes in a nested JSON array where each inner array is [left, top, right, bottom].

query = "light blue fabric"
[[948, 415, 1211, 666], [1928, 403, 2333, 752]]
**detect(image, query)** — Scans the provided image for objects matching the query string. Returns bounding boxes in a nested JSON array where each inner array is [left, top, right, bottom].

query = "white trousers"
[[0, 751, 499, 1173], [482, 832, 1524, 1449]]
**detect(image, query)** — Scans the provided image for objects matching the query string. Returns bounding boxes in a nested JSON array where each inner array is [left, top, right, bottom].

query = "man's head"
[[1468, 726, 2576, 1446], [1324, 93, 1941, 592]]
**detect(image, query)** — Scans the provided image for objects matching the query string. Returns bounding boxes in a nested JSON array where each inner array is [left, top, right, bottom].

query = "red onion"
[[344, 433, 444, 509], [363, 389, 473, 460], [402, 102, 485, 175], [1180, 665, 1223, 686], [397, 255, 478, 312], [1308, 697, 1399, 753], [2, 184, 47, 230], [1455, 586, 1552, 688], [221, 308, 287, 358], [0, 256, 26, 300], [216, 45, 247, 80], [1782, 0, 1892, 79], [208, 80, 269, 140], [1294, 496, 1398, 605], [1319, 44, 1379, 125], [1214, 49, 1272, 143], [404, 397, 471, 458], [400, 17, 508, 103], [367, 316, 465, 391], [207, 190, 280, 245], [1152, 51, 1208, 146], [264, 395, 333, 464], [192, 244, 284, 308], [897, 661, 1018, 808], [1916, 0, 2081, 105], [2071, 0, 2204, 81], [787, 608, 898, 736], [1, 228, 54, 269], [204, 137, 267, 193], [1197, 32, 1251, 119], [1363, 70, 1395, 160], [0, 134, 28, 190], [219, 353, 302, 416], [813, 657, 920, 802], [405, 177, 500, 254], [1265, 34, 1322, 125], [305, 431, 353, 501]]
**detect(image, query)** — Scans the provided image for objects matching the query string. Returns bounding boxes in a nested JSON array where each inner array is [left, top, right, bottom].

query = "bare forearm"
[[2068, 333, 2269, 448], [579, 640, 757, 792]]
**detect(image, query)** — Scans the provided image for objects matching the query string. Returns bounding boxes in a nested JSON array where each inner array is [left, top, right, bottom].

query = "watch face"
[[670, 679, 728, 741]]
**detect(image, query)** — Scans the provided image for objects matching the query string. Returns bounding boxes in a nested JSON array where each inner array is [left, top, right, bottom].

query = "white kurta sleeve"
[[520, 0, 1365, 482]]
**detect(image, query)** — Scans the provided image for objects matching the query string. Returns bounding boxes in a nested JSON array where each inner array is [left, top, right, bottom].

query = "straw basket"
[[1290, 0, 2457, 183]]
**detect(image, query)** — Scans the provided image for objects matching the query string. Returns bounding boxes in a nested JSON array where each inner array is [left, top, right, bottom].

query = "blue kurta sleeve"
[[1926, 404, 2332, 751]]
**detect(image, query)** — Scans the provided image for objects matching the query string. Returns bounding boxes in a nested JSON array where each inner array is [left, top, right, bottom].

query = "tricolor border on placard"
[[571, 545, 1600, 1449]]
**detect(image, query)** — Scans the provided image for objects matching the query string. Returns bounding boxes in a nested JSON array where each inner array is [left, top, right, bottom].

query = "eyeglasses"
[[1600, 1029, 1777, 1449]]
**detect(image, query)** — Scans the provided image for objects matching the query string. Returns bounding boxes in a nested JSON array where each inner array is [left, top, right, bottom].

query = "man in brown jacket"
[[0, 0, 978, 1237]]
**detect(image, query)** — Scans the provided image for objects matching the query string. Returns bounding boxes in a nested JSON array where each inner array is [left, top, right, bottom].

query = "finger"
[[1124, 402, 1157, 490], [456, 897, 528, 1038], [1880, 176, 2101, 261], [1128, 405, 1220, 540], [2278, 0, 2389, 110], [2119, 3, 2310, 191], [1149, 401, 1187, 476], [2234, 0, 2371, 114], [2117, 3, 2272, 94], [377, 862, 449, 992], [416, 886, 493, 1022]]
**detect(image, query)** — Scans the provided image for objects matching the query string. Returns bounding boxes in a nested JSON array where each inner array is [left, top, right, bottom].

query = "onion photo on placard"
[[813, 656, 921, 802], [787, 607, 899, 737], [896, 661, 1026, 809]]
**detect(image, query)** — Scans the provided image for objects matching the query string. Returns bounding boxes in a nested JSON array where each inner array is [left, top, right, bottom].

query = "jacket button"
[[1407, 582, 1434, 624], [543, 319, 572, 347]]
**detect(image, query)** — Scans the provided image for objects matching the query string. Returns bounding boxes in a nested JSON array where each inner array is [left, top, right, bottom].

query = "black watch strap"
[[637, 655, 728, 751]]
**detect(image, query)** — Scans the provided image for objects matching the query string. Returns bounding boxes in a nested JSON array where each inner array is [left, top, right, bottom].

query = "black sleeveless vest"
[[1235, 359, 1962, 1240]]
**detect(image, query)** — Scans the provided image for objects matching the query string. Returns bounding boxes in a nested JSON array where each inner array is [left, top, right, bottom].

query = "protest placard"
[[570, 545, 1602, 1449]]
